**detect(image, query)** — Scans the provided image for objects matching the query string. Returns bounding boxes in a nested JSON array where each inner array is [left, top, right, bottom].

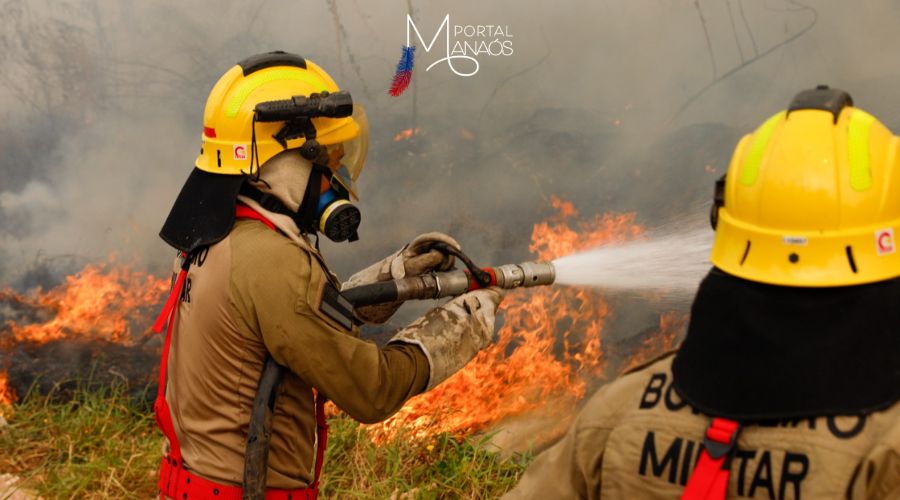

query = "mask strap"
[[295, 163, 331, 234]]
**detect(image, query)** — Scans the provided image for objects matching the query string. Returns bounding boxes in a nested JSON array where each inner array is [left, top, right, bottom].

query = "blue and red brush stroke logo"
[[388, 15, 514, 96], [389, 45, 416, 97]]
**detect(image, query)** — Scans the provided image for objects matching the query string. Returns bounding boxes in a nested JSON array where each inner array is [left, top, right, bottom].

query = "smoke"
[[2, 0, 900, 328]]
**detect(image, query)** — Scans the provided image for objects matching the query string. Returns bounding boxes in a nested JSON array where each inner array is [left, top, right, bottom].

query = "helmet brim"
[[159, 168, 245, 253]]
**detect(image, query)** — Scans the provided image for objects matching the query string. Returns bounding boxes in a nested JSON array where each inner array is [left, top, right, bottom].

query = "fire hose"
[[341, 260, 555, 306], [243, 246, 555, 498], [342, 242, 555, 306]]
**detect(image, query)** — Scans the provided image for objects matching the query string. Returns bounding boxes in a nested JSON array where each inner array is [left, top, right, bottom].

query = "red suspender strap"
[[152, 252, 190, 494], [312, 392, 329, 489], [236, 203, 277, 232], [152, 255, 189, 334], [153, 204, 328, 499], [681, 418, 742, 500]]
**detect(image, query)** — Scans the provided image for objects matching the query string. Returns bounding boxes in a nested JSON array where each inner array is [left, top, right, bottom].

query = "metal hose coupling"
[[342, 261, 556, 308]]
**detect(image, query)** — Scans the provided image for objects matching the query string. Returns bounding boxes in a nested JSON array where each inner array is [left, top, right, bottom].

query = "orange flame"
[[0, 260, 169, 408], [2, 261, 168, 345], [0, 370, 14, 410], [366, 197, 645, 441], [393, 127, 421, 142]]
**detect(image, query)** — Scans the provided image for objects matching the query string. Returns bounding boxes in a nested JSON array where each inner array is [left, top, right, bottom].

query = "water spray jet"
[[344, 226, 712, 306]]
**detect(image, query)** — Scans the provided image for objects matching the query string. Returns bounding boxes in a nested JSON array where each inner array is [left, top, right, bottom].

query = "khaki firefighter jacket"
[[503, 353, 900, 499], [162, 219, 430, 489]]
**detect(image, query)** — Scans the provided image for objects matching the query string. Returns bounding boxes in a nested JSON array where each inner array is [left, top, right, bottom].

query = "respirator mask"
[[314, 156, 361, 242]]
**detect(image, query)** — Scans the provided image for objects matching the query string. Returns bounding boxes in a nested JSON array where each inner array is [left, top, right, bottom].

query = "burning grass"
[[0, 371, 15, 408], [0, 382, 530, 499], [0, 260, 168, 416], [2, 259, 168, 345], [365, 197, 646, 442]]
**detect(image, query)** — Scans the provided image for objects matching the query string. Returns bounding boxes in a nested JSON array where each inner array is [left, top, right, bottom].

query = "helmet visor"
[[328, 104, 369, 200]]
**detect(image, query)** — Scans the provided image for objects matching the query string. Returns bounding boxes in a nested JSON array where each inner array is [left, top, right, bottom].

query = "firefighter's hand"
[[394, 232, 459, 278], [388, 287, 504, 391], [343, 232, 461, 324]]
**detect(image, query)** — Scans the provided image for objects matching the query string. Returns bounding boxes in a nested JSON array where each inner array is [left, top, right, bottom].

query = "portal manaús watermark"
[[388, 14, 514, 96]]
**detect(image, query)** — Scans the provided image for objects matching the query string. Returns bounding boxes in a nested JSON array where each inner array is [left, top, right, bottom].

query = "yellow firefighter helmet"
[[160, 52, 369, 253], [195, 51, 368, 197], [710, 86, 900, 287]]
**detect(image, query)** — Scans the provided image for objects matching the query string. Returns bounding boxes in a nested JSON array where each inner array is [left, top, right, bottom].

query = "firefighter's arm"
[[245, 244, 431, 424]]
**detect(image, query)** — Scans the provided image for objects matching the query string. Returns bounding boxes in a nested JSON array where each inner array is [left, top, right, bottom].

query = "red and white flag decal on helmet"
[[233, 144, 248, 161], [876, 228, 895, 256]]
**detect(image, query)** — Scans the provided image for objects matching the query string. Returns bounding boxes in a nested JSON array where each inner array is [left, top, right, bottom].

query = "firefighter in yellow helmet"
[[504, 86, 900, 499], [153, 52, 503, 499]]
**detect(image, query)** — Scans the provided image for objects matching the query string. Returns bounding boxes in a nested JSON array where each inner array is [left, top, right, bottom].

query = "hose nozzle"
[[493, 261, 556, 289]]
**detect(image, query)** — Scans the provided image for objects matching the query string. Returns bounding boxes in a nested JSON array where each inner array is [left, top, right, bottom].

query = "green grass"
[[0, 383, 530, 499], [0, 383, 159, 498], [323, 417, 530, 499]]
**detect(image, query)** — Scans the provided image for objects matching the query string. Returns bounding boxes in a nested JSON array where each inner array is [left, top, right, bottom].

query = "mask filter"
[[317, 188, 360, 242]]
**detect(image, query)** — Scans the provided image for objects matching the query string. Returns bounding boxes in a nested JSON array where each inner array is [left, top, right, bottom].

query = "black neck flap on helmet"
[[672, 268, 900, 421]]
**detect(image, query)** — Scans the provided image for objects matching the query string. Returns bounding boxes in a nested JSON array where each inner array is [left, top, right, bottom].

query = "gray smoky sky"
[[1, 0, 899, 319]]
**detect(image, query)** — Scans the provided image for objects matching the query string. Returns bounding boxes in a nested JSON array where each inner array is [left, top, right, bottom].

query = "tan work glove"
[[343, 232, 461, 324], [388, 287, 504, 390]]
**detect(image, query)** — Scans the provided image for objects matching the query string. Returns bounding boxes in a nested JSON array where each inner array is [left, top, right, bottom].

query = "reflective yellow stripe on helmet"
[[740, 111, 785, 186], [848, 109, 876, 192], [225, 68, 329, 119]]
